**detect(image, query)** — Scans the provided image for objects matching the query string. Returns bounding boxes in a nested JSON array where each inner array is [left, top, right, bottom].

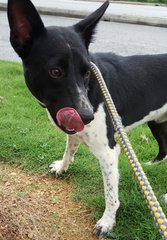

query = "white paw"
[[49, 160, 68, 176], [145, 161, 153, 166], [145, 160, 161, 166], [162, 193, 167, 203], [146, 156, 167, 166], [93, 214, 115, 237]]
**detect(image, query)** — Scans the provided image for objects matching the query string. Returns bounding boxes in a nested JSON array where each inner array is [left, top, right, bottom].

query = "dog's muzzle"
[[56, 107, 85, 133]]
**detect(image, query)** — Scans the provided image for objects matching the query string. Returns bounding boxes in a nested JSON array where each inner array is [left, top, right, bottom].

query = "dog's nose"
[[78, 111, 94, 125]]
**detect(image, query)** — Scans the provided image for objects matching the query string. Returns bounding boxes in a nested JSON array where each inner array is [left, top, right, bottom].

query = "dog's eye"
[[48, 68, 63, 78], [84, 71, 91, 79]]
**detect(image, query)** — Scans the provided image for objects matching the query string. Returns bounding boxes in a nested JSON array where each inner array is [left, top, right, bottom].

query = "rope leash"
[[90, 61, 167, 239]]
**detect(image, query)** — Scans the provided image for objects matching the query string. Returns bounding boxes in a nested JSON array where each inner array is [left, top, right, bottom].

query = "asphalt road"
[[1, 0, 167, 23], [1, 11, 167, 62]]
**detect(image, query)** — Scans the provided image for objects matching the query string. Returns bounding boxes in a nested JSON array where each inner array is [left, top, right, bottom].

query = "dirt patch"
[[0, 161, 97, 240]]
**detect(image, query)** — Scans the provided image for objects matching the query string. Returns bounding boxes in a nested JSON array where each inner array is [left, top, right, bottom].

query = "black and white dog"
[[7, 0, 167, 237]]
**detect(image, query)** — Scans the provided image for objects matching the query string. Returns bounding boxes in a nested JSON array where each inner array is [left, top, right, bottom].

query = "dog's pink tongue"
[[56, 107, 84, 132]]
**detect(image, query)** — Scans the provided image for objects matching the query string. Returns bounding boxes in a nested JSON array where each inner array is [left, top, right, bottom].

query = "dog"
[[7, 0, 167, 237]]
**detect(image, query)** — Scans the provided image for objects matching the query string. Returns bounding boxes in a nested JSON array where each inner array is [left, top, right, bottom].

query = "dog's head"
[[7, 0, 109, 134]]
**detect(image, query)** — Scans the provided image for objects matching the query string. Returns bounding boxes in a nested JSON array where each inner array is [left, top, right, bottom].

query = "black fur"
[[7, 0, 167, 160], [7, 0, 167, 236]]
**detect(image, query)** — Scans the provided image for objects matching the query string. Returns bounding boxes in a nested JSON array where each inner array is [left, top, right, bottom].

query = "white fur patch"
[[34, 96, 46, 107], [46, 109, 57, 127], [146, 155, 167, 165], [163, 194, 167, 203], [77, 104, 109, 149], [125, 103, 167, 132]]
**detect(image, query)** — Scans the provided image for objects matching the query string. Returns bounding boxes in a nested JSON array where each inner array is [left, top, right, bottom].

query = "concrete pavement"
[[0, 0, 167, 27]]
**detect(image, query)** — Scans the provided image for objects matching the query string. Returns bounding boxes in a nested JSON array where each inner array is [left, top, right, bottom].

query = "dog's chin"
[[59, 125, 77, 135]]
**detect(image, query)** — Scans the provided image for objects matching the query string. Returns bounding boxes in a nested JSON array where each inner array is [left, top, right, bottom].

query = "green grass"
[[0, 60, 167, 239]]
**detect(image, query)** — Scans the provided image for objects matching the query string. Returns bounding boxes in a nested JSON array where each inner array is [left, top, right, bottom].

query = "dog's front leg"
[[92, 143, 121, 237], [49, 135, 80, 176]]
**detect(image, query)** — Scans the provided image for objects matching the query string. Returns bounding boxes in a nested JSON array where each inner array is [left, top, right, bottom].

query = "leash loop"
[[90, 61, 167, 240]]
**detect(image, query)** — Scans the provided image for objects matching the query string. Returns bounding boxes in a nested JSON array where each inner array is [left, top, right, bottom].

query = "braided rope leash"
[[90, 61, 167, 239]]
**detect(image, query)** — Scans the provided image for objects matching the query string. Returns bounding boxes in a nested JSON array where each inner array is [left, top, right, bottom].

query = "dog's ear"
[[7, 0, 45, 58], [74, 1, 109, 49]]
